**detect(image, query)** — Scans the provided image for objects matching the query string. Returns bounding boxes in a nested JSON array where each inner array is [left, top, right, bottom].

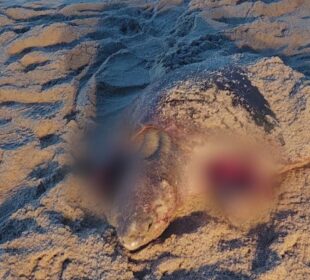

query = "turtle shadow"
[[160, 265, 251, 280], [248, 209, 297, 274], [249, 223, 281, 273], [133, 210, 295, 279], [158, 211, 212, 242], [132, 261, 251, 280]]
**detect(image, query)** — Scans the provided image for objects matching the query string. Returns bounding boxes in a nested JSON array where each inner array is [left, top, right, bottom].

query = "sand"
[[0, 0, 309, 279]]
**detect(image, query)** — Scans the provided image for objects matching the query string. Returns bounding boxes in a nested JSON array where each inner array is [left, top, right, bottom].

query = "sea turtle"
[[77, 57, 310, 251]]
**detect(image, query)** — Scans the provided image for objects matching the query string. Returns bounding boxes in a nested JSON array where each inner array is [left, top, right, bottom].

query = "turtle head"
[[91, 126, 179, 250], [113, 174, 177, 251]]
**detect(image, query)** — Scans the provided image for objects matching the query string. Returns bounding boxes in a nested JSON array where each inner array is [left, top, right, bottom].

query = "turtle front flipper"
[[186, 136, 279, 228]]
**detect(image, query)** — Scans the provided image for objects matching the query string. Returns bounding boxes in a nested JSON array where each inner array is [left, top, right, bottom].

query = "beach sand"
[[0, 0, 309, 279]]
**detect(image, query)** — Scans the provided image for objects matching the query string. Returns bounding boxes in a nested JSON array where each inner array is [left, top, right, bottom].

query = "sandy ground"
[[0, 0, 309, 279]]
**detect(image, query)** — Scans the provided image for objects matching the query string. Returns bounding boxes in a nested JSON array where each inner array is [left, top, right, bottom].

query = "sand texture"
[[0, 0, 309, 279]]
